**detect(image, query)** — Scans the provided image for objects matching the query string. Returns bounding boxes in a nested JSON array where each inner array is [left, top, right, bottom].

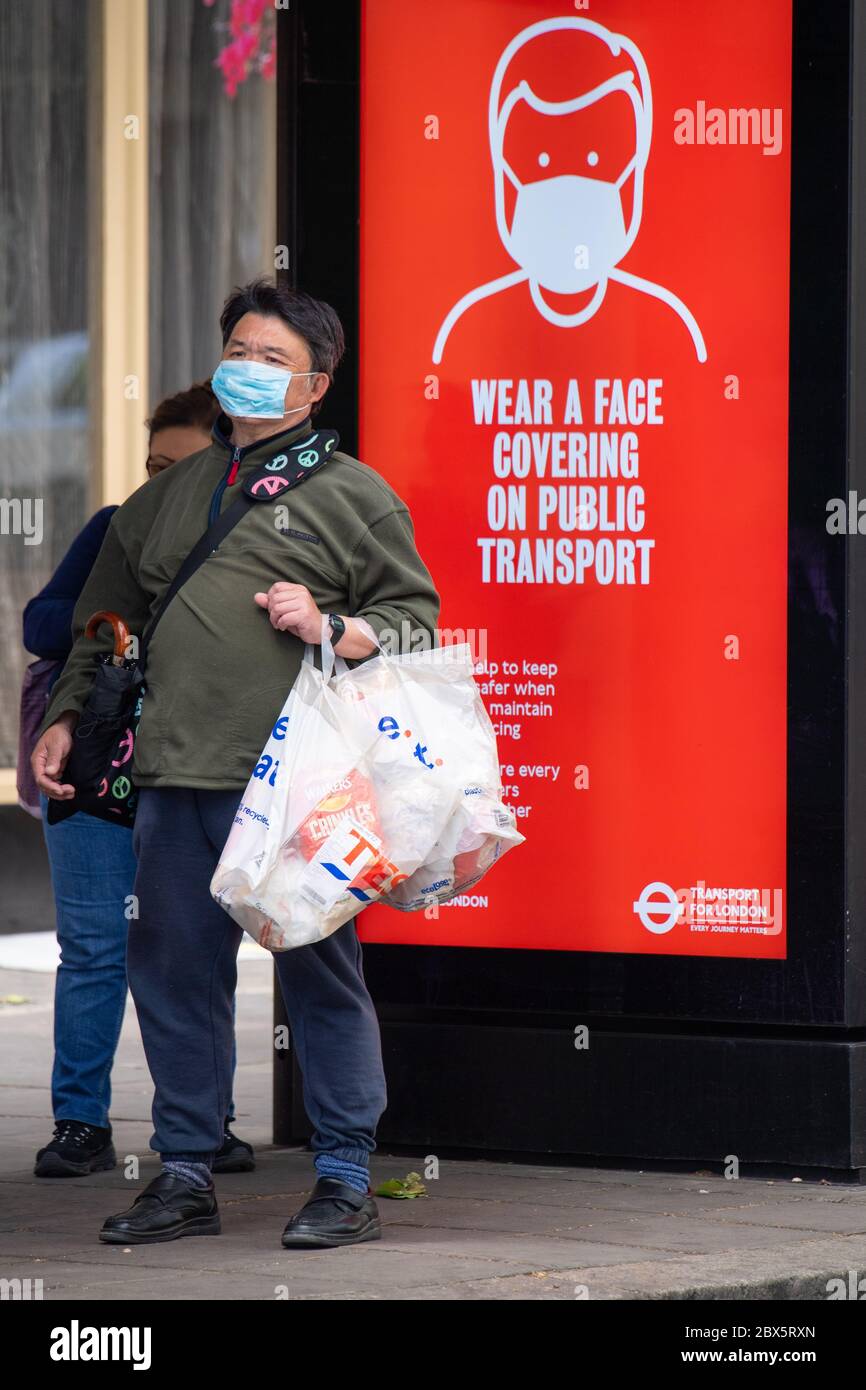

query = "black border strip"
[[279, 0, 854, 1029]]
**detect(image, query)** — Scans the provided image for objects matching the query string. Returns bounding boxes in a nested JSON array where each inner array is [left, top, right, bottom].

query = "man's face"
[[220, 312, 328, 422]]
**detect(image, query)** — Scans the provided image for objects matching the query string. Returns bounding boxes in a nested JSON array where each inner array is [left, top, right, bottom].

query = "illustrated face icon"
[[491, 60, 649, 296], [432, 16, 707, 364]]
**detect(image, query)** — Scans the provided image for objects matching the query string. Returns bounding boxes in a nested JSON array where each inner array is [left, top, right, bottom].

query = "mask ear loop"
[[615, 154, 637, 191], [499, 156, 522, 192], [282, 369, 327, 419], [491, 83, 533, 244]]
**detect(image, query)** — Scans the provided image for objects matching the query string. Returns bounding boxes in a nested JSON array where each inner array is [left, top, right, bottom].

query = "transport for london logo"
[[633, 881, 681, 934]]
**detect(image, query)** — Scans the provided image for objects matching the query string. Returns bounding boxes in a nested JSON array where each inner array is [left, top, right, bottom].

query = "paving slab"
[[3, 952, 866, 1301]]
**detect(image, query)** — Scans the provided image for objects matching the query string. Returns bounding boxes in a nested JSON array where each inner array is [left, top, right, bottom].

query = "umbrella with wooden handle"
[[46, 611, 145, 828], [85, 610, 132, 666]]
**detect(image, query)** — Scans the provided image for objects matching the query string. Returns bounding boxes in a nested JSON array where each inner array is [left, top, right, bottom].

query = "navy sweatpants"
[[127, 787, 388, 1165]]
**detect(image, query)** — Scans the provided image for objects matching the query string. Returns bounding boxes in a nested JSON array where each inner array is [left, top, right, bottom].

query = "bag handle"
[[85, 611, 132, 666], [302, 615, 360, 682]]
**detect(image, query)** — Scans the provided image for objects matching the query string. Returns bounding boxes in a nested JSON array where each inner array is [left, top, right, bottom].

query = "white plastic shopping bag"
[[335, 642, 525, 911], [210, 626, 524, 949]]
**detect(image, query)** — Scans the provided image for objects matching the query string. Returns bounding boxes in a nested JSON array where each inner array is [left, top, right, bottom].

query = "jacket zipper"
[[207, 419, 313, 528], [208, 446, 243, 527]]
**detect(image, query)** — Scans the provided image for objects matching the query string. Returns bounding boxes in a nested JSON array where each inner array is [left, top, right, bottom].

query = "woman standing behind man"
[[23, 381, 254, 1178]]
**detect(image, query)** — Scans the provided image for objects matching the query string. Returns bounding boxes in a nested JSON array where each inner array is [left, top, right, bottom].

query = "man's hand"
[[254, 583, 322, 642], [31, 711, 79, 799], [253, 585, 378, 657]]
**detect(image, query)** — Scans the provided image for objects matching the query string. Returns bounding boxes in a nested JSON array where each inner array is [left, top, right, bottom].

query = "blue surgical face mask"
[[211, 358, 318, 420]]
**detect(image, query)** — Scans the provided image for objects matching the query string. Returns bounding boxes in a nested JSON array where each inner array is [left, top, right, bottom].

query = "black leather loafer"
[[281, 1176, 382, 1249], [99, 1171, 220, 1245]]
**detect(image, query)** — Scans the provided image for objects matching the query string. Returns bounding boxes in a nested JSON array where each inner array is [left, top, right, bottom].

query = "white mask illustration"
[[503, 160, 635, 295]]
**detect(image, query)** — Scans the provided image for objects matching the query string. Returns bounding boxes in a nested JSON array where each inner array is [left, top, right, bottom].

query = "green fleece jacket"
[[39, 414, 441, 789]]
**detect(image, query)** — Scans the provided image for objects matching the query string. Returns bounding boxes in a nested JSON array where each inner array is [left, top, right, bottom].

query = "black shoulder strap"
[[137, 427, 340, 672], [138, 488, 254, 671]]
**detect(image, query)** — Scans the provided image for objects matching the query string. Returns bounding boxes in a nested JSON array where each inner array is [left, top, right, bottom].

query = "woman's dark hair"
[[219, 277, 346, 386], [145, 380, 220, 442]]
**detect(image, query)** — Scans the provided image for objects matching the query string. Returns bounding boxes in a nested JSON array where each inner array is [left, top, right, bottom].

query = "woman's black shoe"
[[34, 1120, 116, 1178], [211, 1120, 255, 1174], [99, 1171, 220, 1244]]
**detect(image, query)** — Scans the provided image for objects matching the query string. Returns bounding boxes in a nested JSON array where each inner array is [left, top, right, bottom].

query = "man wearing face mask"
[[31, 278, 440, 1249]]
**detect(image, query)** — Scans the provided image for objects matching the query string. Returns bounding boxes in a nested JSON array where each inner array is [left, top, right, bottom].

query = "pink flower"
[[237, 30, 260, 61], [261, 34, 277, 81], [205, 0, 274, 98], [215, 39, 249, 98], [229, 0, 266, 38]]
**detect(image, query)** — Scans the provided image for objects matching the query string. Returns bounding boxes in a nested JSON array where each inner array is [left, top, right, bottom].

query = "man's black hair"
[[219, 278, 346, 381]]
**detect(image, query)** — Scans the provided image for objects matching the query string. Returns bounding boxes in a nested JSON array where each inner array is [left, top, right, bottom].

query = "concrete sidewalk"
[[3, 949, 866, 1301]]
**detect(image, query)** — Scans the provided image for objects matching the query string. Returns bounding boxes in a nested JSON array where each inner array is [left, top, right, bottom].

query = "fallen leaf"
[[374, 1171, 427, 1199]]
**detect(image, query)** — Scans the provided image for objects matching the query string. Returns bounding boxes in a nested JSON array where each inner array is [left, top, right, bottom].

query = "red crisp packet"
[[295, 767, 381, 862]]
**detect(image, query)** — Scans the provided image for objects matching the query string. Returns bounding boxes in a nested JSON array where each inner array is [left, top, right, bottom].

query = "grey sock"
[[162, 1158, 212, 1191]]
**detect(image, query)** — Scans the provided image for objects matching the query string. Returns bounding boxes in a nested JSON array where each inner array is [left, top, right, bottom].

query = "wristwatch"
[[327, 613, 347, 647]]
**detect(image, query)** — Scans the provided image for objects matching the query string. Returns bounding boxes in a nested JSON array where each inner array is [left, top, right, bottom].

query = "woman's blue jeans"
[[40, 794, 238, 1129]]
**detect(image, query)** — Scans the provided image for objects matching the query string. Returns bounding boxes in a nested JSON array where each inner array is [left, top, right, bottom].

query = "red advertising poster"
[[357, 0, 791, 956]]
